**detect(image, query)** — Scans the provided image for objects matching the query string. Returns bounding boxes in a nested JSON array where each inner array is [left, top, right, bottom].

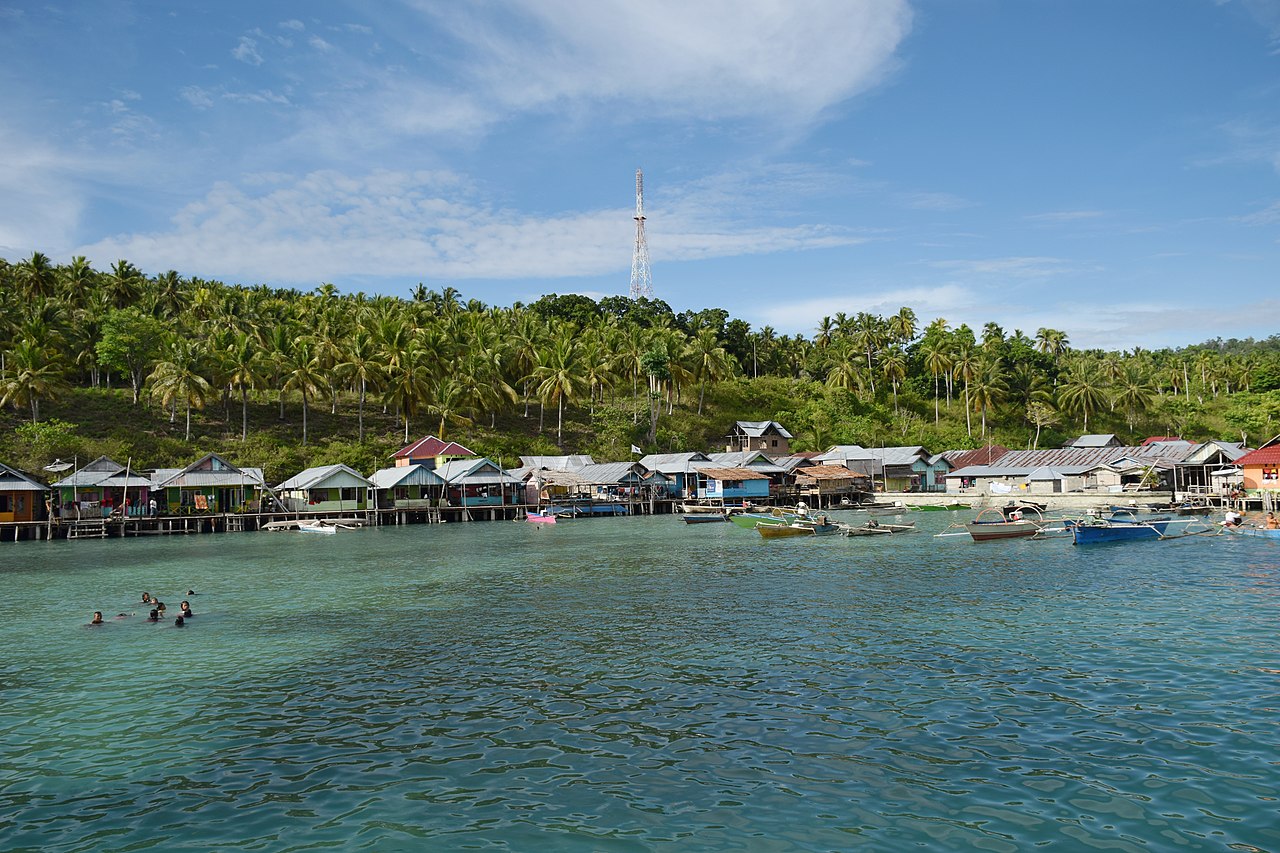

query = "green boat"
[[909, 503, 971, 512], [728, 511, 797, 529]]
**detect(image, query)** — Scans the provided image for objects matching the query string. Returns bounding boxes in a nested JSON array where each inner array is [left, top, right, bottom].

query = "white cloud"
[[73, 168, 863, 285], [232, 36, 264, 65], [180, 86, 215, 109], [0, 130, 86, 256], [896, 191, 973, 211], [930, 256, 1082, 277], [418, 0, 912, 125], [753, 284, 973, 330], [309, 35, 333, 51], [279, 19, 304, 31]]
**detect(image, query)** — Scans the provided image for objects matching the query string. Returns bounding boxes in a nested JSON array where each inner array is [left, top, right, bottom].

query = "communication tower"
[[629, 169, 653, 300]]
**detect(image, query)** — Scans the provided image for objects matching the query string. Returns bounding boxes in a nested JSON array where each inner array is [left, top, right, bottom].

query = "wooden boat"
[[841, 521, 916, 536], [1224, 525, 1280, 539], [682, 514, 727, 524], [757, 517, 840, 538], [526, 511, 557, 524], [728, 509, 797, 529], [965, 506, 1044, 542], [1071, 517, 1174, 545], [866, 502, 908, 516], [910, 503, 970, 512]]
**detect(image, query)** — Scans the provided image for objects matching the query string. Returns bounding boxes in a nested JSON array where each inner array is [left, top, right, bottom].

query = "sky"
[[3, 0, 1280, 350]]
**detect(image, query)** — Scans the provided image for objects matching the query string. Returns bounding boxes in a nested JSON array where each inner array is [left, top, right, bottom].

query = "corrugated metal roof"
[[1236, 446, 1280, 466], [574, 462, 646, 484], [518, 455, 594, 471], [706, 451, 787, 474], [694, 466, 770, 481], [815, 445, 868, 461], [0, 463, 48, 491], [369, 465, 446, 489], [638, 452, 710, 473], [772, 456, 814, 472], [278, 464, 373, 490], [434, 458, 522, 485], [394, 435, 475, 459], [941, 445, 1009, 468], [1068, 434, 1121, 447], [732, 420, 794, 439], [157, 470, 265, 488]]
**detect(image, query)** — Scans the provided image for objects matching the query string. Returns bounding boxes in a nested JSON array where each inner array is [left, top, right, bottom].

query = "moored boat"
[[910, 503, 971, 512], [298, 522, 338, 534], [1223, 525, 1280, 539], [682, 514, 727, 524], [757, 516, 840, 538], [728, 509, 798, 529], [1071, 518, 1174, 545], [841, 521, 916, 536], [526, 511, 557, 524], [965, 506, 1044, 542]]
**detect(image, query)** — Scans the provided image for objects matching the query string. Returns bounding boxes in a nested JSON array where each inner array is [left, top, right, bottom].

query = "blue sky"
[[3, 1, 1280, 350]]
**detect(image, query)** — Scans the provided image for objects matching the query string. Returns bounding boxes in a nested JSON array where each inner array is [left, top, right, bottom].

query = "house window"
[[725, 480, 742, 489], [340, 487, 360, 502], [771, 439, 778, 447], [1264, 466, 1279, 482], [0, 495, 10, 513]]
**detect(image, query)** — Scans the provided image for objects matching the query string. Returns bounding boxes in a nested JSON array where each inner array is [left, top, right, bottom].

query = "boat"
[[1071, 517, 1175, 545], [728, 508, 798, 529], [526, 511, 557, 524], [1223, 525, 1280, 539], [964, 506, 1044, 542], [682, 514, 727, 524], [841, 521, 916, 536], [297, 522, 338, 534], [910, 503, 971, 512], [866, 502, 909, 516], [757, 516, 840, 538]]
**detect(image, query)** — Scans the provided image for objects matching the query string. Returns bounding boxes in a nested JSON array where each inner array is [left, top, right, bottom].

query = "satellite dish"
[[43, 459, 73, 473]]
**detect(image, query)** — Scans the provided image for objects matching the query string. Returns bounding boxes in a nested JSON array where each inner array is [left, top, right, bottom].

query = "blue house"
[[694, 467, 771, 502]]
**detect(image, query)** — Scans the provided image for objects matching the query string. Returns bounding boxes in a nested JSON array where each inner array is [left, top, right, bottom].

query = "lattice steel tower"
[[629, 169, 653, 300]]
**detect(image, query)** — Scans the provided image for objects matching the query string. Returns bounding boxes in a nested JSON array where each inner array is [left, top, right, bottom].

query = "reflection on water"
[[1, 516, 1278, 851]]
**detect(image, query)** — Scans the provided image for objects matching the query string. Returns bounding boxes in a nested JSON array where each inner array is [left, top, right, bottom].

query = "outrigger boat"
[[841, 520, 916, 536], [1223, 525, 1280, 539], [682, 514, 727, 524], [1069, 517, 1177, 545], [909, 503, 971, 512], [757, 516, 840, 538], [728, 508, 799, 529], [525, 511, 557, 524], [964, 504, 1045, 542]]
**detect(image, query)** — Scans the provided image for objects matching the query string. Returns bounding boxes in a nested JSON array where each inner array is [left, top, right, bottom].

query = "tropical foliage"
[[0, 253, 1276, 482]]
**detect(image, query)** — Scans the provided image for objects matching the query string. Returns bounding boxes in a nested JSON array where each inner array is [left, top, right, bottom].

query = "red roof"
[[945, 445, 1008, 469], [394, 435, 475, 460], [1141, 436, 1183, 446], [1235, 446, 1280, 466]]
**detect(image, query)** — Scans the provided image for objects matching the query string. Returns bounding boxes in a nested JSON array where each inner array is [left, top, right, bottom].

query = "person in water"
[[187, 589, 195, 596], [146, 609, 160, 622], [142, 592, 152, 604], [179, 601, 194, 618], [90, 611, 104, 625], [174, 616, 185, 628], [155, 601, 166, 615]]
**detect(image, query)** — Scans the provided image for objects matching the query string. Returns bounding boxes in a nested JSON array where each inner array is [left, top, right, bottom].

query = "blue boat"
[[1071, 517, 1173, 545]]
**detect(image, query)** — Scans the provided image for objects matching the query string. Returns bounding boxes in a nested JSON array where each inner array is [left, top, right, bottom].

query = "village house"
[[369, 463, 447, 510], [638, 452, 712, 498], [725, 421, 793, 456], [393, 435, 476, 469], [0, 462, 48, 523], [693, 467, 771, 503], [151, 452, 266, 515], [49, 456, 153, 518], [277, 464, 374, 513]]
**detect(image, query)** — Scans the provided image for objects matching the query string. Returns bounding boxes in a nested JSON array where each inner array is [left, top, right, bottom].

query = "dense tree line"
[[2, 253, 1278, 473]]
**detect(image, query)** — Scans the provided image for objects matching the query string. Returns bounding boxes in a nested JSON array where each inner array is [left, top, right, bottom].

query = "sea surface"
[[1, 512, 1278, 852]]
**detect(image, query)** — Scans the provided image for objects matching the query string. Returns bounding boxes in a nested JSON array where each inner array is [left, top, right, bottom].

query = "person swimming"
[[179, 601, 194, 618], [90, 611, 104, 625], [174, 616, 185, 628], [155, 601, 166, 615], [142, 592, 152, 604], [146, 609, 160, 622], [187, 589, 195, 596]]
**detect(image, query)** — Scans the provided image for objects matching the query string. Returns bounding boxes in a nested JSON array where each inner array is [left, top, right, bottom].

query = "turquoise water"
[[2, 513, 1278, 852]]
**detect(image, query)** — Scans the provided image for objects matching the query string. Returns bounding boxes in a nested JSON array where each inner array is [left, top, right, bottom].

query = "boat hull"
[[729, 513, 794, 529], [526, 512, 557, 524], [297, 523, 337, 534], [757, 522, 839, 539], [1225, 526, 1280, 538], [1072, 520, 1170, 545], [682, 514, 727, 524], [965, 520, 1041, 541]]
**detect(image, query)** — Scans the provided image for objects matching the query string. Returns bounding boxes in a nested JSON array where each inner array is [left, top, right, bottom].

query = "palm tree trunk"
[[358, 378, 366, 442], [964, 384, 971, 436], [241, 386, 248, 441], [557, 396, 564, 444], [302, 393, 309, 446], [933, 373, 939, 423], [185, 402, 192, 442]]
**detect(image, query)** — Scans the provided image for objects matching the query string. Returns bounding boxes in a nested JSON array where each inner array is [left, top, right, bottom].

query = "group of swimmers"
[[89, 590, 197, 628]]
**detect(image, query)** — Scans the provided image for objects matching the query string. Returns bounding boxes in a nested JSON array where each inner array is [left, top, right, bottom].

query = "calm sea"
[[1, 513, 1277, 852]]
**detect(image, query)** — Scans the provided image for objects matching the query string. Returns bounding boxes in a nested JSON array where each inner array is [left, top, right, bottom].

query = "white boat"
[[297, 522, 337, 534]]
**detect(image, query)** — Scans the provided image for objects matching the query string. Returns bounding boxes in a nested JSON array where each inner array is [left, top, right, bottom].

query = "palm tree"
[[1026, 401, 1059, 450], [281, 337, 325, 445], [1058, 365, 1108, 431], [849, 313, 884, 394], [1113, 363, 1156, 432], [534, 333, 587, 445], [146, 339, 212, 441], [686, 328, 732, 415], [0, 337, 66, 422], [425, 376, 473, 440], [880, 345, 908, 414], [889, 306, 917, 346], [969, 358, 1008, 440], [952, 343, 978, 436], [335, 329, 384, 442], [825, 340, 867, 398], [225, 331, 266, 441], [383, 341, 433, 443], [920, 336, 951, 424]]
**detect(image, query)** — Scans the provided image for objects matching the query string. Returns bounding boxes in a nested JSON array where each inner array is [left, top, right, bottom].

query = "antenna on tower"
[[629, 169, 653, 300]]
